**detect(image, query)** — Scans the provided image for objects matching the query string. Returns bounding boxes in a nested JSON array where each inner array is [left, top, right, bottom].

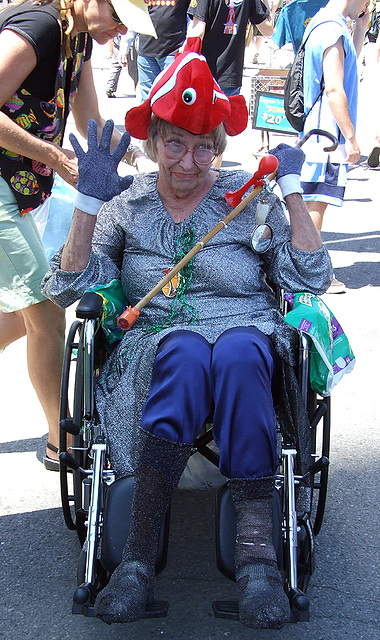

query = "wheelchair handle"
[[117, 159, 278, 331], [296, 129, 338, 152]]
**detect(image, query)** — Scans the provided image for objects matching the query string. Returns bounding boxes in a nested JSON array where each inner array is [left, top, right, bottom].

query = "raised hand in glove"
[[268, 143, 305, 198], [70, 119, 133, 215]]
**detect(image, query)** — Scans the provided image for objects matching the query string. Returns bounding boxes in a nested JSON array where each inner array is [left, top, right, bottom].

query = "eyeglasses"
[[106, 0, 123, 25], [163, 140, 216, 166]]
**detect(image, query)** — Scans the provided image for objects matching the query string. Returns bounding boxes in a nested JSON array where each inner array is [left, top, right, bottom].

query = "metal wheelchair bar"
[[283, 448, 298, 590], [298, 333, 310, 408], [84, 441, 107, 586], [83, 319, 96, 426]]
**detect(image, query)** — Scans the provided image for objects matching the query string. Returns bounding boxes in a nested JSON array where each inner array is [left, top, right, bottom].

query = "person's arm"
[[72, 59, 155, 172], [61, 120, 132, 272], [269, 144, 322, 251], [254, 0, 274, 37], [271, 0, 281, 14], [0, 29, 78, 186], [186, 16, 206, 39], [60, 209, 97, 271], [322, 38, 360, 163], [285, 193, 322, 251]]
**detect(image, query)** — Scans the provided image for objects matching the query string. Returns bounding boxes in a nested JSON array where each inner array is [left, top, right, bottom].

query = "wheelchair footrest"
[[212, 600, 239, 620], [72, 586, 169, 619], [213, 593, 310, 624]]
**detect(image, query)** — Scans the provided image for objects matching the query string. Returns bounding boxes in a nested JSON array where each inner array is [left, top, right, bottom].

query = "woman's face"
[[155, 125, 216, 198], [82, 0, 127, 43]]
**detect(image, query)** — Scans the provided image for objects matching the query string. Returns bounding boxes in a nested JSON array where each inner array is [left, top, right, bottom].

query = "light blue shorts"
[[0, 177, 49, 313], [300, 157, 348, 207]]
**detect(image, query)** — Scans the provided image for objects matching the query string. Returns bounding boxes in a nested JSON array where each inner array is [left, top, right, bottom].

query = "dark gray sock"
[[228, 477, 290, 629], [96, 430, 192, 624]]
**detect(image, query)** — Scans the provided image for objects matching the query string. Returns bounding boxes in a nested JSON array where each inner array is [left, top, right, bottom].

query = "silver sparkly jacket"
[[42, 171, 332, 477]]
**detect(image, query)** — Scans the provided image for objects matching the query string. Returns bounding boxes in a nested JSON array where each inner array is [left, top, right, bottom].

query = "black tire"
[[59, 320, 88, 542]]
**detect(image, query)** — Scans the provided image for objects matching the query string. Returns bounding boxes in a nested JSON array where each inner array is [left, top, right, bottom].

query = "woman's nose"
[[179, 148, 196, 168]]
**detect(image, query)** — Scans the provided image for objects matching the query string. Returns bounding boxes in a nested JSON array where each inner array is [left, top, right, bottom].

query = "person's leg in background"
[[301, 157, 347, 294], [106, 35, 122, 97], [22, 301, 65, 464], [0, 181, 66, 468], [305, 199, 327, 234], [137, 54, 176, 103], [0, 303, 65, 466], [0, 309, 26, 346], [137, 55, 162, 102]]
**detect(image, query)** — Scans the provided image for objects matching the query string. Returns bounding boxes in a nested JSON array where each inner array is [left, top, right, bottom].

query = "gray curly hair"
[[143, 116, 228, 162]]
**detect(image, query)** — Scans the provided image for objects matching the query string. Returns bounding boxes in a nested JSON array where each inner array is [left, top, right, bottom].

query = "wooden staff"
[[117, 155, 279, 330]]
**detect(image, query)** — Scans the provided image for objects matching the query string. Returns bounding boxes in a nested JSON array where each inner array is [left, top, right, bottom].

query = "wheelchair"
[[59, 289, 331, 624]]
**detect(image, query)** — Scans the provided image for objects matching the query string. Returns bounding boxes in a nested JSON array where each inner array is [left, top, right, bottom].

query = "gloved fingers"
[[69, 132, 85, 161], [111, 130, 131, 164], [86, 119, 100, 151], [98, 119, 115, 153]]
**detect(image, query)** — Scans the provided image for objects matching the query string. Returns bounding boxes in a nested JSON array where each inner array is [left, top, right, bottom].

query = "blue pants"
[[140, 328, 280, 479], [137, 54, 176, 102]]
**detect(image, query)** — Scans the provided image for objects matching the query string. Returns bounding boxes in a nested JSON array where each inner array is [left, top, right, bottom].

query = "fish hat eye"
[[182, 88, 197, 105]]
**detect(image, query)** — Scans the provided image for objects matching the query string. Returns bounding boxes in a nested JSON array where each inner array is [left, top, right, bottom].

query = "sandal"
[[43, 442, 60, 472], [368, 145, 380, 168]]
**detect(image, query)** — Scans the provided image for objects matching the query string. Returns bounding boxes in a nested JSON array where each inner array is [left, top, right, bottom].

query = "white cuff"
[[277, 174, 303, 198], [75, 191, 104, 216]]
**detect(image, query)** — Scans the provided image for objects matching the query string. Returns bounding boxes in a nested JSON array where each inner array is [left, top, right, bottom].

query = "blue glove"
[[269, 143, 305, 178], [70, 119, 133, 215], [268, 143, 305, 197]]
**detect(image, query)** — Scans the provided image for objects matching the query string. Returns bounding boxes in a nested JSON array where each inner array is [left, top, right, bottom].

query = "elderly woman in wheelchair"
[[42, 40, 332, 629]]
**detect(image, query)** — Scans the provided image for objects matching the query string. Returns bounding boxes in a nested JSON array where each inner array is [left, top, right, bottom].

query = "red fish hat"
[[125, 38, 248, 139]]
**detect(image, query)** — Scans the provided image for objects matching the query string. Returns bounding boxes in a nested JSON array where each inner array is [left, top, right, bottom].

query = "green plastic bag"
[[86, 279, 128, 345], [284, 292, 355, 396]]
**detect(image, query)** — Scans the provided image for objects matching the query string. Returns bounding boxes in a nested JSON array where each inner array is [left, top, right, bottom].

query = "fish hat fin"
[[223, 95, 249, 136], [124, 99, 153, 141], [125, 37, 247, 139]]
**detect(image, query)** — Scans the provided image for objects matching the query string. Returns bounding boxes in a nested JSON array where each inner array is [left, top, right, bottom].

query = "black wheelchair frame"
[[59, 291, 331, 623]]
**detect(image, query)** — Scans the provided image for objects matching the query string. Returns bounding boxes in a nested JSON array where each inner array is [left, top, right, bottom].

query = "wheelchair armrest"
[[76, 292, 103, 320]]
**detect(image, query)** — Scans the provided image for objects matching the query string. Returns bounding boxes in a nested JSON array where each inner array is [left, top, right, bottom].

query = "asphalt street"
[[0, 41, 379, 640]]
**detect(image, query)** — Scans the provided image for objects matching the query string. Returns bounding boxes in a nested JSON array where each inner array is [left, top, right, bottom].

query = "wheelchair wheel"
[[307, 392, 331, 536], [59, 320, 88, 543]]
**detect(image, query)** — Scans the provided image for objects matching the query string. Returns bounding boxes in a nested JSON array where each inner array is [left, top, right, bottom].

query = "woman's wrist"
[[277, 174, 303, 198]]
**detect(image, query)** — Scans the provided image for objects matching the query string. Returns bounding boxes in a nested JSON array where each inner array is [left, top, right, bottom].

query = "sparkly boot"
[[96, 430, 192, 624], [228, 477, 290, 629]]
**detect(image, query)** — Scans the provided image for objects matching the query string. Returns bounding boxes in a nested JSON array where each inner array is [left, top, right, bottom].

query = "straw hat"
[[111, 0, 157, 37]]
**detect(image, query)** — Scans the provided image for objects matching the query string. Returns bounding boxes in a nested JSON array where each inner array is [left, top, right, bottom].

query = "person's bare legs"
[[305, 200, 328, 233], [15, 300, 65, 460], [306, 200, 346, 293], [0, 309, 27, 348]]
